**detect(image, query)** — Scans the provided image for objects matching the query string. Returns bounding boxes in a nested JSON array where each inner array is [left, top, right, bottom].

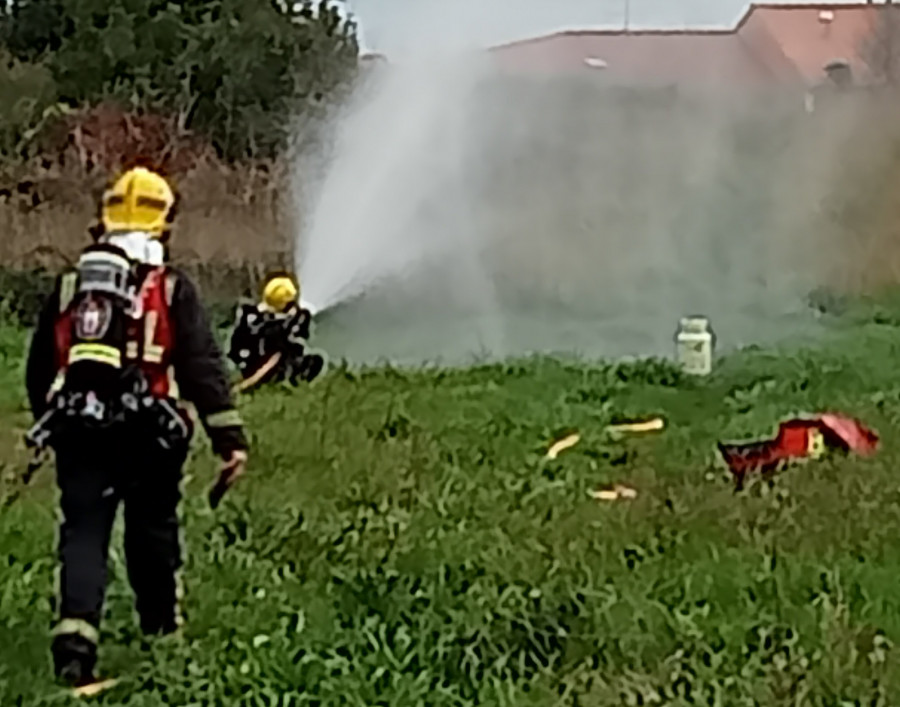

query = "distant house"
[[487, 3, 892, 90]]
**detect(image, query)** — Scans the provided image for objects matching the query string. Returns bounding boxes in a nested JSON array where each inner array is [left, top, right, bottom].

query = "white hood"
[[104, 231, 165, 265]]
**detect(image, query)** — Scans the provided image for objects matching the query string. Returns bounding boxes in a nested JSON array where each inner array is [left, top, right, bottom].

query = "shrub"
[[0, 49, 58, 162], [1, 0, 360, 160]]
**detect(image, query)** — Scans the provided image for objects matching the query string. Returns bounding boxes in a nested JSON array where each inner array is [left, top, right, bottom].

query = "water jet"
[[290, 22, 844, 366]]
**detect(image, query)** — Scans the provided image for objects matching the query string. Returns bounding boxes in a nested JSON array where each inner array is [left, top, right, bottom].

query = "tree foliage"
[[0, 0, 359, 160], [0, 49, 58, 159]]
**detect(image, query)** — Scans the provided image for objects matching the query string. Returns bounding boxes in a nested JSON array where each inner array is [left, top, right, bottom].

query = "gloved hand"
[[209, 449, 248, 508]]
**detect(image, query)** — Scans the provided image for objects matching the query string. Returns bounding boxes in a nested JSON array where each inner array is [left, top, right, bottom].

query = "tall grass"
[[2, 301, 900, 703]]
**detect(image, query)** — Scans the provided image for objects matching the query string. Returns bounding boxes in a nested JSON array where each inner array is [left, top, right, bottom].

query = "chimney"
[[824, 58, 852, 88]]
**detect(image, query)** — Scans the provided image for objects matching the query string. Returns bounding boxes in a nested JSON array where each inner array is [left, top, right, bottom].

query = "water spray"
[[292, 49, 505, 350], [288, 7, 843, 366], [300, 299, 320, 317]]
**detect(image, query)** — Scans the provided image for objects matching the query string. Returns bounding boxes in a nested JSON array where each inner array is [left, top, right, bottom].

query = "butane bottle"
[[675, 315, 714, 375]]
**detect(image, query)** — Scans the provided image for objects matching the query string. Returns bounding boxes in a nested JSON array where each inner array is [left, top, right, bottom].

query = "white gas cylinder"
[[675, 316, 714, 375]]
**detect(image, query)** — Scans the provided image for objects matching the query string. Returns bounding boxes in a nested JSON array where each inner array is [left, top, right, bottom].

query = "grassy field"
[[1, 293, 900, 705]]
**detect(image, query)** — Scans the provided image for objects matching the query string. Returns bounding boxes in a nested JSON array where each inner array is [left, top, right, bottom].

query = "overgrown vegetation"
[[2, 296, 900, 703], [0, 0, 362, 286], [0, 0, 359, 163], [2, 6, 900, 699]]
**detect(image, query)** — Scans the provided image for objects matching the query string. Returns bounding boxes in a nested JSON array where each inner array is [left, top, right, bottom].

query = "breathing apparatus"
[[24, 167, 188, 459], [63, 242, 141, 396], [26, 242, 148, 450]]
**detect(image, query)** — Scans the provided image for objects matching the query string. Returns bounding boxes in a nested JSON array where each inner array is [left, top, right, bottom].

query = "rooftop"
[[487, 3, 894, 86]]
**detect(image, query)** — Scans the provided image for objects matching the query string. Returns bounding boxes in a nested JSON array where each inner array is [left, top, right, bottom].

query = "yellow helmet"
[[101, 167, 175, 237], [261, 274, 299, 312]]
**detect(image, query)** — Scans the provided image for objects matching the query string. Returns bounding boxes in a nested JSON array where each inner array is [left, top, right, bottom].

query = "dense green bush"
[[0, 49, 58, 161], [0, 0, 359, 160]]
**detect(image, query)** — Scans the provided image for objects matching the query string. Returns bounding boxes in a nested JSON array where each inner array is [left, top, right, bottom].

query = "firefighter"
[[24, 166, 249, 687], [227, 272, 325, 389]]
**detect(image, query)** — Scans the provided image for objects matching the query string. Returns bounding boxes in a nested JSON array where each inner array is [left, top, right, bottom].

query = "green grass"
[[2, 298, 900, 705]]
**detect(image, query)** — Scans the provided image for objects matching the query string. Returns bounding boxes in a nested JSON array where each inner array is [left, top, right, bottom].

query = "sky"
[[340, 0, 873, 54]]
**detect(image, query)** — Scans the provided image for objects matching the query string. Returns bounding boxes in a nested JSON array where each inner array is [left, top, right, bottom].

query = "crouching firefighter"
[[227, 272, 326, 391], [24, 166, 249, 688]]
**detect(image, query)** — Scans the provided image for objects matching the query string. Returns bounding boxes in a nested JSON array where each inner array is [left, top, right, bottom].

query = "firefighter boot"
[[52, 629, 97, 687], [290, 353, 325, 384]]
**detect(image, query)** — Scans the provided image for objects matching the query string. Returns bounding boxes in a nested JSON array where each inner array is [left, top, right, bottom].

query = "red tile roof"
[[489, 30, 775, 86], [739, 4, 880, 83], [487, 3, 888, 87]]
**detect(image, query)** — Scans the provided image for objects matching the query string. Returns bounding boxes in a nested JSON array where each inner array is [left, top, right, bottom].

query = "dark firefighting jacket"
[[228, 302, 312, 380], [25, 266, 247, 458]]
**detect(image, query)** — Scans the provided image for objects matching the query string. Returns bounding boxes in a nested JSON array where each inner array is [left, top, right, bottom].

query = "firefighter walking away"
[[24, 166, 249, 688], [228, 272, 326, 391]]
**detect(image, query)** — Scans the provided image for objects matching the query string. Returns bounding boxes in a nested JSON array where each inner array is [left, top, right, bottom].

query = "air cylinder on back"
[[64, 243, 137, 394]]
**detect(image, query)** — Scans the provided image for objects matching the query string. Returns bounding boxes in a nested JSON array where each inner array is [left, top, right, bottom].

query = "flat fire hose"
[[606, 418, 665, 434], [233, 352, 282, 394]]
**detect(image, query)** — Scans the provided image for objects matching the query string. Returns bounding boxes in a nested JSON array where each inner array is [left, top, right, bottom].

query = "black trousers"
[[51, 430, 188, 675]]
